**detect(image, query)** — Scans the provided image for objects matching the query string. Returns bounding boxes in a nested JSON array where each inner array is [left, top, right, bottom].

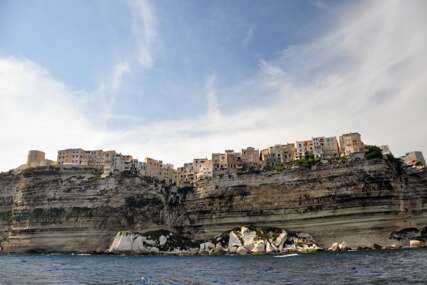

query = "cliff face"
[[0, 167, 171, 253], [181, 160, 427, 248], [0, 160, 426, 252]]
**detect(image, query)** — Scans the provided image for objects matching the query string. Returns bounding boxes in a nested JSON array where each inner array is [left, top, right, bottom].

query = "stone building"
[[241, 147, 260, 166], [57, 148, 87, 165], [212, 153, 227, 172], [160, 163, 177, 185], [27, 150, 46, 166], [401, 151, 426, 168], [196, 160, 213, 178], [260, 148, 272, 162], [25, 150, 56, 168], [339, 132, 364, 156], [225, 150, 243, 170], [313, 137, 340, 159], [58, 148, 142, 176], [269, 144, 295, 164], [144, 157, 163, 179], [296, 140, 314, 160], [193, 158, 208, 173], [177, 162, 195, 187]]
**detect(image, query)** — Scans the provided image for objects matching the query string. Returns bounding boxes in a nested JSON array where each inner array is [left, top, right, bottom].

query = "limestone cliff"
[[0, 159, 426, 253]]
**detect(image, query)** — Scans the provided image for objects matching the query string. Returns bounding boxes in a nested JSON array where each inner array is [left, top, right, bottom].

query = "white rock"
[[252, 241, 266, 254], [108, 232, 148, 253], [338, 242, 350, 251], [240, 227, 257, 251], [150, 247, 160, 253], [273, 231, 288, 251], [266, 242, 278, 253], [297, 244, 319, 254], [159, 235, 167, 246], [199, 241, 215, 253], [228, 231, 242, 252], [328, 242, 339, 252], [283, 244, 297, 253], [410, 240, 424, 248], [236, 246, 249, 255]]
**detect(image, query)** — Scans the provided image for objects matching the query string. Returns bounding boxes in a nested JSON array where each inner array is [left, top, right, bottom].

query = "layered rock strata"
[[0, 159, 426, 253]]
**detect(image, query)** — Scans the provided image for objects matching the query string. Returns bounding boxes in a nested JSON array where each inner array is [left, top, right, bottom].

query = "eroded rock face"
[[0, 159, 427, 253]]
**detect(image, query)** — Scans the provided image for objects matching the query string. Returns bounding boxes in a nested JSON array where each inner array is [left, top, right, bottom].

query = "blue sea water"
[[1, 250, 427, 285]]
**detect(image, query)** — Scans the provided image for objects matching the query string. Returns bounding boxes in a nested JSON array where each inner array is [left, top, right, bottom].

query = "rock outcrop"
[[108, 230, 199, 255], [203, 226, 320, 255], [0, 159, 426, 253]]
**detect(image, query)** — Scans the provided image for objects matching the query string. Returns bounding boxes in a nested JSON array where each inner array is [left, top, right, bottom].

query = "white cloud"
[[243, 26, 254, 46], [128, 0, 158, 69], [0, 57, 105, 170], [108, 0, 427, 165]]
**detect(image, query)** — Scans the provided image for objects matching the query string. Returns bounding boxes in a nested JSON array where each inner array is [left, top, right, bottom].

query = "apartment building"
[[177, 162, 195, 186], [160, 163, 177, 185], [225, 150, 243, 170], [57, 148, 88, 165], [260, 148, 272, 161], [401, 151, 426, 167], [241, 147, 260, 165], [269, 144, 295, 164], [296, 140, 314, 160], [339, 133, 364, 156], [144, 157, 163, 179], [196, 159, 213, 178], [212, 153, 227, 172], [313, 137, 340, 159]]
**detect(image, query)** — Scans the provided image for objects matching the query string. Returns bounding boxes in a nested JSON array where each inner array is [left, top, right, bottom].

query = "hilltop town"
[[19, 132, 426, 188]]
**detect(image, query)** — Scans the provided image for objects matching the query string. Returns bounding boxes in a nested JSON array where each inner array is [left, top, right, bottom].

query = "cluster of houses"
[[176, 132, 366, 186], [20, 132, 426, 187]]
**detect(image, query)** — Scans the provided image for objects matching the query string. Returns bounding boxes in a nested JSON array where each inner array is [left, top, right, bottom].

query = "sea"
[[0, 249, 426, 285]]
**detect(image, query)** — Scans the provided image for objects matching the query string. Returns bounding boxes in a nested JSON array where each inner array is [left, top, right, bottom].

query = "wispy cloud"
[[128, 0, 158, 69], [243, 26, 254, 46]]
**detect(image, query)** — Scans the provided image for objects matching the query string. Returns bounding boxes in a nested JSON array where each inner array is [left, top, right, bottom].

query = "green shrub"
[[365, 145, 383, 160], [296, 152, 320, 168]]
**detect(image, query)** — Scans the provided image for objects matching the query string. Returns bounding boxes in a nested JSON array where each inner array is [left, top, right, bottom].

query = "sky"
[[0, 0, 426, 171]]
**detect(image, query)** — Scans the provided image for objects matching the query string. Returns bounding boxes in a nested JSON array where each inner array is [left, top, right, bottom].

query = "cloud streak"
[[128, 0, 158, 69]]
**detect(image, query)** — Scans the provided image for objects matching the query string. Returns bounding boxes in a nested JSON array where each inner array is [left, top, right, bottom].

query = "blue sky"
[[0, 0, 426, 170], [0, 0, 346, 120]]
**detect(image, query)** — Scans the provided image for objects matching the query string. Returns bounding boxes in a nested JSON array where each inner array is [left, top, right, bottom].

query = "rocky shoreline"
[[105, 225, 427, 256]]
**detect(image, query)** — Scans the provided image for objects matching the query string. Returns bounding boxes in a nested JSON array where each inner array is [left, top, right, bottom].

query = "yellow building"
[[339, 133, 364, 156], [296, 140, 314, 160], [57, 148, 87, 165], [212, 153, 227, 172], [401, 151, 426, 168], [313, 137, 340, 159], [241, 147, 260, 165], [27, 150, 46, 166], [160, 163, 177, 185], [144, 157, 163, 178]]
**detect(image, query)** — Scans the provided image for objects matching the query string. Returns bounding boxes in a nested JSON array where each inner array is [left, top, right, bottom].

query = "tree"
[[365, 145, 383, 160], [297, 152, 320, 168]]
